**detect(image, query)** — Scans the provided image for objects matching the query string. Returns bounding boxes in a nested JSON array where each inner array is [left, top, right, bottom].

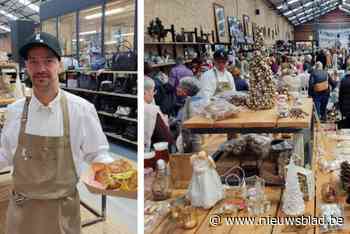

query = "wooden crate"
[[169, 154, 192, 189], [0, 200, 8, 234], [0, 181, 11, 234], [169, 153, 240, 189]]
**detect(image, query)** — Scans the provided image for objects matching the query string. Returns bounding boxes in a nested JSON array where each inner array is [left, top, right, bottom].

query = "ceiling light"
[[85, 8, 124, 20], [0, 10, 17, 20], [296, 11, 304, 17], [72, 39, 85, 42], [343, 2, 350, 7], [304, 1, 313, 7], [79, 30, 97, 36], [0, 25, 10, 32], [18, 0, 39, 12], [288, 0, 300, 4]]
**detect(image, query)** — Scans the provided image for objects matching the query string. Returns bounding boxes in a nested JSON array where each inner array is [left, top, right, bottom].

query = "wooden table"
[[145, 124, 348, 234], [183, 98, 314, 164]]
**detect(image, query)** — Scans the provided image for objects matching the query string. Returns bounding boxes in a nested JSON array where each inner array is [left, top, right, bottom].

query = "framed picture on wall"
[[227, 16, 235, 38], [263, 26, 266, 37], [268, 27, 270, 38], [213, 3, 226, 42], [243, 14, 250, 36], [275, 24, 278, 36], [252, 22, 257, 41]]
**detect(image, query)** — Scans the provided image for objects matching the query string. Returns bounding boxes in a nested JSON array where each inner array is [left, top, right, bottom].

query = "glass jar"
[[152, 159, 171, 201]]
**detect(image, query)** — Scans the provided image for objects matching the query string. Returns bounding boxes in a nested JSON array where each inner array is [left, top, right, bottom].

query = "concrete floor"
[[78, 142, 137, 234]]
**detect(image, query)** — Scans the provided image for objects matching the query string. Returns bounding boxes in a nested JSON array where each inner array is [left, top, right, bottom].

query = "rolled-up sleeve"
[[80, 104, 114, 164], [0, 105, 18, 169]]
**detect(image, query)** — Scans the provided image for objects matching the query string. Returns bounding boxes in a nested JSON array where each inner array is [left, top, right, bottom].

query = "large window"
[[79, 5, 102, 67], [104, 0, 135, 55], [58, 13, 76, 56], [41, 17, 57, 36]]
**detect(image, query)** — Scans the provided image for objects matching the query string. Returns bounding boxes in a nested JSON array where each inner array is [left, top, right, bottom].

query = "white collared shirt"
[[199, 67, 236, 98], [0, 89, 114, 176]]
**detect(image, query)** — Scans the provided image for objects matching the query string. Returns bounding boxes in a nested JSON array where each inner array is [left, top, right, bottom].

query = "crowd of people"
[[144, 47, 350, 153]]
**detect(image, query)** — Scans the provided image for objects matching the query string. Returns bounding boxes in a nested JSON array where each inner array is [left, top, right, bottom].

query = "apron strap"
[[18, 97, 31, 145], [60, 92, 70, 139], [60, 91, 78, 180]]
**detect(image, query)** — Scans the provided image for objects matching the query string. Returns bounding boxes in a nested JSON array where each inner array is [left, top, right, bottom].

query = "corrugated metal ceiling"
[[0, 0, 40, 33], [270, 0, 350, 25]]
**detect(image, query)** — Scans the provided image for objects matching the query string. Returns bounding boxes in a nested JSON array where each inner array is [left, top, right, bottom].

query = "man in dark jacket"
[[229, 66, 249, 91], [309, 62, 337, 121], [339, 67, 350, 122], [316, 50, 327, 69]]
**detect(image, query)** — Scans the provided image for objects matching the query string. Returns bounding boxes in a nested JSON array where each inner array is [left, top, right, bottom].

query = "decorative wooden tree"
[[247, 26, 276, 110]]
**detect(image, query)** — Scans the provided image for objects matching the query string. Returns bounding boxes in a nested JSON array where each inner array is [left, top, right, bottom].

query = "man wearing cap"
[[0, 32, 114, 234], [199, 49, 236, 98]]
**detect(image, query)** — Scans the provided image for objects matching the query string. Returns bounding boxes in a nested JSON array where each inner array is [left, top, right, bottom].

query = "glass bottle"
[[152, 159, 171, 201]]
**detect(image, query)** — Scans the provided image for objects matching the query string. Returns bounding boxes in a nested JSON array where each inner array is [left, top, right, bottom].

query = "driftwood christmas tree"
[[247, 26, 276, 110]]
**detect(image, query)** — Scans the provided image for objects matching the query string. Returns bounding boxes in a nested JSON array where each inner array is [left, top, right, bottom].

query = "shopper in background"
[[144, 76, 175, 152], [338, 66, 350, 124], [0, 32, 114, 234], [281, 55, 291, 71], [169, 57, 194, 113], [229, 66, 249, 91], [309, 61, 337, 121], [297, 68, 310, 95], [316, 49, 327, 69], [199, 49, 236, 99], [175, 77, 202, 153], [270, 54, 279, 75], [238, 53, 249, 76], [144, 62, 177, 117], [169, 57, 193, 90], [190, 57, 210, 80], [303, 54, 313, 74], [332, 49, 338, 70], [325, 50, 332, 69]]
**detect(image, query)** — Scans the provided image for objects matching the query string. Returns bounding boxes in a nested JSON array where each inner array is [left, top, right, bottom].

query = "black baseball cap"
[[213, 49, 228, 60], [19, 32, 62, 61]]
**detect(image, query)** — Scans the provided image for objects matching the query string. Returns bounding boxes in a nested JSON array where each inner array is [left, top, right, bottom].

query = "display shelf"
[[104, 132, 137, 145], [149, 59, 192, 68], [145, 41, 210, 45], [62, 87, 137, 99], [97, 111, 137, 123], [66, 69, 137, 75]]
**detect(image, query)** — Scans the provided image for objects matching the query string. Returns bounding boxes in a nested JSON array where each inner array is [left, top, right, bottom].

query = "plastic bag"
[[222, 138, 247, 156], [202, 98, 240, 121], [216, 91, 248, 106], [244, 134, 272, 159]]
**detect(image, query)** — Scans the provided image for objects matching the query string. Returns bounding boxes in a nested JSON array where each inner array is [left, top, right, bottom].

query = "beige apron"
[[214, 69, 233, 94], [6, 93, 81, 234]]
